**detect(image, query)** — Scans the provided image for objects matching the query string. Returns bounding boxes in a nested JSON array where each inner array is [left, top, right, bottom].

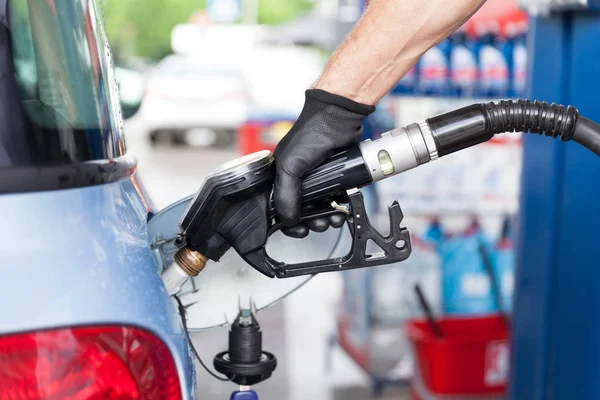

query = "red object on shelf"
[[466, 0, 528, 38], [238, 122, 270, 155], [406, 315, 509, 399], [237, 119, 295, 155]]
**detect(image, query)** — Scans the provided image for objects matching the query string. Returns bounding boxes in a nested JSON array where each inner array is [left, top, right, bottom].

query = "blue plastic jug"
[[440, 220, 497, 315]]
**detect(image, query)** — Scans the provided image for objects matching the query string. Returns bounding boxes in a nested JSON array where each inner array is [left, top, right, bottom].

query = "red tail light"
[[0, 326, 182, 400]]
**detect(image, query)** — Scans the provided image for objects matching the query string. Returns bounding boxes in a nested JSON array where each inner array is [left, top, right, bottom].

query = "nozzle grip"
[[299, 145, 372, 204], [268, 145, 371, 219], [247, 190, 412, 278]]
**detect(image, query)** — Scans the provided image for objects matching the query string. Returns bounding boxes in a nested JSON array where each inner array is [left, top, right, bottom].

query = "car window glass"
[[0, 0, 125, 168]]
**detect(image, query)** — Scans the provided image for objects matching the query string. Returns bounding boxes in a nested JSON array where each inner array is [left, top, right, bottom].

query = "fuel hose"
[[573, 116, 600, 157], [356, 99, 600, 188], [426, 100, 600, 157]]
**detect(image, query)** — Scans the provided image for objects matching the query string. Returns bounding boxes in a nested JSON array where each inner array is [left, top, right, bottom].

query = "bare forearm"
[[315, 0, 486, 105]]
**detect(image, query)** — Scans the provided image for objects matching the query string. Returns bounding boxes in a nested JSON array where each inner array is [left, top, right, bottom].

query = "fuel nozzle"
[[162, 99, 597, 287], [213, 310, 277, 386], [161, 247, 208, 296]]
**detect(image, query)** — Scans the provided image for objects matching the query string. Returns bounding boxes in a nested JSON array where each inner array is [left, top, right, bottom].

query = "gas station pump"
[[512, 1, 600, 398], [158, 2, 600, 399], [163, 97, 600, 399]]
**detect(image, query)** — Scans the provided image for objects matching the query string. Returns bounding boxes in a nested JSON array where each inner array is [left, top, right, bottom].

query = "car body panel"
[[0, 177, 197, 398]]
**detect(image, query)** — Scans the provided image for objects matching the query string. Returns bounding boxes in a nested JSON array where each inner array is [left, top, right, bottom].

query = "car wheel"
[[149, 131, 159, 145], [182, 128, 217, 147], [171, 131, 187, 146], [213, 129, 235, 148]]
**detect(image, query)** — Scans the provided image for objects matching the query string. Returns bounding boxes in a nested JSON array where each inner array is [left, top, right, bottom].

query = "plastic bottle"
[[500, 25, 515, 97], [505, 20, 528, 98], [494, 215, 515, 312], [476, 21, 510, 98], [449, 27, 478, 97], [417, 39, 451, 96], [440, 218, 496, 315], [423, 217, 443, 248], [393, 65, 418, 95]]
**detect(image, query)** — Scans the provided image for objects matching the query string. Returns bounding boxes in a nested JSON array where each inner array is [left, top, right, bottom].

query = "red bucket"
[[406, 315, 509, 399]]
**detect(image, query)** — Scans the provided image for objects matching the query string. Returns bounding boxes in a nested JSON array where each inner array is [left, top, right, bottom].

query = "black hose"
[[427, 99, 600, 157], [573, 116, 600, 157], [483, 100, 578, 139]]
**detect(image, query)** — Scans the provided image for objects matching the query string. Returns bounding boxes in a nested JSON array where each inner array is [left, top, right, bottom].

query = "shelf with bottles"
[[392, 1, 528, 99]]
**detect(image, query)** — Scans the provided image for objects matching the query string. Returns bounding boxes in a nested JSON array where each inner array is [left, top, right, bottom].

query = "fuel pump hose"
[[356, 99, 600, 188], [572, 116, 600, 157], [426, 100, 600, 157]]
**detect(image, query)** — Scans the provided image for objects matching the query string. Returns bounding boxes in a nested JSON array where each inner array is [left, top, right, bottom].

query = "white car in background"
[[138, 55, 248, 146], [114, 66, 146, 120]]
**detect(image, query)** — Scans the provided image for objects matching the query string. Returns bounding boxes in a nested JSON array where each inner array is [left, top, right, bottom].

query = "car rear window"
[[0, 0, 125, 168]]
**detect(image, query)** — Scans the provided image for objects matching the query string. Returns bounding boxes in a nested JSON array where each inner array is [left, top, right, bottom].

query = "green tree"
[[102, 0, 206, 62], [258, 0, 313, 25], [101, 0, 314, 62]]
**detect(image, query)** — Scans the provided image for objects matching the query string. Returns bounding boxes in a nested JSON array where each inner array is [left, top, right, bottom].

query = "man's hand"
[[273, 89, 374, 229], [274, 0, 487, 236], [316, 0, 486, 105]]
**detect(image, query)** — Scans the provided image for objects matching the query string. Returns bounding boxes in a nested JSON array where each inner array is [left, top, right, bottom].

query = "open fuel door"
[[148, 195, 345, 330]]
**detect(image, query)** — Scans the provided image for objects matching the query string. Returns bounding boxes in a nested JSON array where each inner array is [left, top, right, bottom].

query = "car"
[[114, 65, 146, 120], [0, 2, 342, 398], [0, 1, 196, 397], [236, 43, 326, 154], [138, 54, 248, 147]]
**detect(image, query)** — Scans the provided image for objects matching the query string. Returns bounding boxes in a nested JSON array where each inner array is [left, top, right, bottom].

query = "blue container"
[[418, 39, 451, 96], [392, 65, 418, 95], [440, 221, 497, 315], [493, 216, 515, 312], [510, 31, 527, 98], [423, 218, 444, 247], [501, 33, 516, 97], [449, 31, 478, 97], [476, 29, 510, 98]]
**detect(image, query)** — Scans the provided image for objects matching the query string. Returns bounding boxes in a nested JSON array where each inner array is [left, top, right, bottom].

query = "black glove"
[[274, 89, 375, 237]]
